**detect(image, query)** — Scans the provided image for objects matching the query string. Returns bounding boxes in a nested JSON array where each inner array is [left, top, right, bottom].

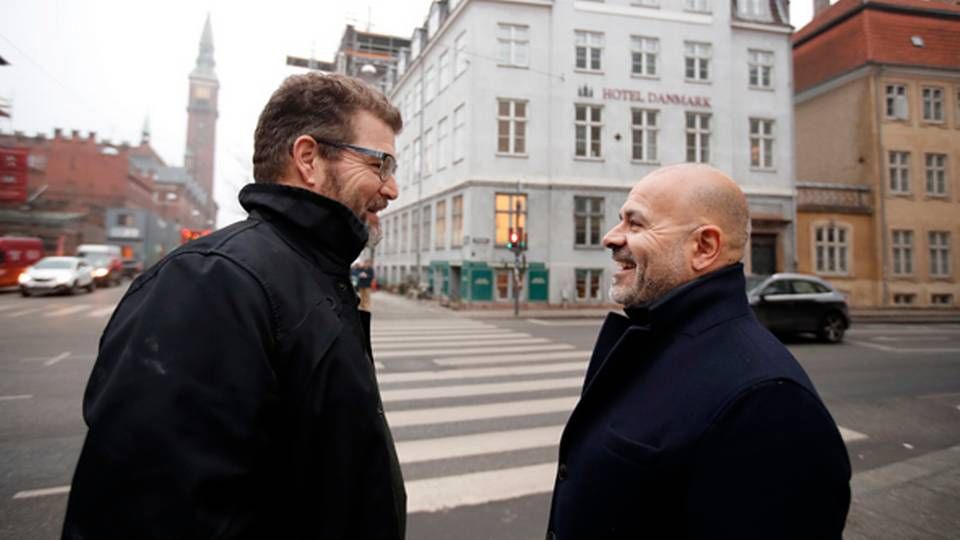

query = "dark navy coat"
[[63, 184, 405, 539], [547, 264, 850, 539]]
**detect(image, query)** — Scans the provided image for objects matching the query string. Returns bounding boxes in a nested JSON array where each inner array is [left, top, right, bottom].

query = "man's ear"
[[690, 225, 723, 272], [290, 135, 322, 187]]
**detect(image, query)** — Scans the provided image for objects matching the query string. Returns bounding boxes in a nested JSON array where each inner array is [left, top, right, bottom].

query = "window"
[[400, 144, 410, 185], [925, 153, 947, 196], [815, 224, 850, 275], [684, 42, 711, 82], [575, 269, 603, 301], [634, 0, 659, 6], [412, 137, 422, 181], [438, 117, 450, 170], [575, 104, 603, 158], [421, 205, 431, 251], [748, 50, 773, 89], [453, 104, 466, 162], [495, 270, 512, 301], [497, 99, 527, 155], [495, 193, 527, 247], [932, 294, 954, 306], [423, 128, 434, 177], [451, 195, 463, 247], [929, 231, 951, 277], [791, 280, 831, 295], [738, 0, 769, 18], [454, 32, 468, 77], [922, 87, 944, 122], [405, 93, 414, 121], [685, 112, 711, 163], [750, 118, 775, 169], [424, 65, 436, 103], [411, 209, 419, 252], [888, 151, 910, 194], [630, 36, 658, 77], [893, 293, 915, 305], [497, 23, 529, 67], [575, 31, 603, 71], [400, 212, 408, 253], [435, 199, 447, 249], [574, 196, 604, 247], [892, 230, 914, 275], [438, 50, 450, 90], [631, 109, 658, 162], [885, 84, 908, 119], [391, 217, 399, 254], [413, 77, 423, 113], [685, 0, 710, 12]]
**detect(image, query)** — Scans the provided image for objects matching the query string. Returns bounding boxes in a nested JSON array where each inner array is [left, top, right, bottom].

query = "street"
[[1, 288, 959, 539]]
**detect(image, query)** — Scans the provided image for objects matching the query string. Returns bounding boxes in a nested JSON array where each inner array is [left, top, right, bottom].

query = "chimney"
[[88, 131, 97, 143], [71, 129, 80, 139], [54, 128, 63, 139], [814, 0, 831, 16]]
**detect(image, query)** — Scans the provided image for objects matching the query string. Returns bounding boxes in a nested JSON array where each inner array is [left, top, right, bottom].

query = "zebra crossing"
[[0, 301, 115, 319], [372, 318, 871, 514]]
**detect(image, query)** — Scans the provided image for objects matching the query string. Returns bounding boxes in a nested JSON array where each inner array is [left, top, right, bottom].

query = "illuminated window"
[[495, 193, 527, 247]]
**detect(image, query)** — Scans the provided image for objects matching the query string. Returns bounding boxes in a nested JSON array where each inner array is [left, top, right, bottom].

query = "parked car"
[[747, 273, 851, 343], [0, 236, 44, 288], [77, 244, 122, 287], [18, 256, 95, 296], [121, 258, 143, 280]]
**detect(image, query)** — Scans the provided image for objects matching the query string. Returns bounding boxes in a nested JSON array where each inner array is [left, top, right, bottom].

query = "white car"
[[18, 256, 96, 296]]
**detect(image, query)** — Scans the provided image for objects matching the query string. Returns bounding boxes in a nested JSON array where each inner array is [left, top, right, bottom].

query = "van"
[[0, 236, 45, 288], [76, 244, 123, 287]]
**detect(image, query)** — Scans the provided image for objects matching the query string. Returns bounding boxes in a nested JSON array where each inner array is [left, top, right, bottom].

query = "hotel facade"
[[375, 0, 796, 303]]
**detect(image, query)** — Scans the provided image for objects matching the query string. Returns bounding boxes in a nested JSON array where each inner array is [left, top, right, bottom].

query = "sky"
[[0, 0, 818, 227]]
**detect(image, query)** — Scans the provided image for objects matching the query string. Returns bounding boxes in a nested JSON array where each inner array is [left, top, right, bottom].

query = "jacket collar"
[[239, 183, 368, 274]]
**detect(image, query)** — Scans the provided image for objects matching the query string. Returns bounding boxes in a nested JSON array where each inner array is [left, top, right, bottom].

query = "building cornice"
[[573, 0, 713, 26], [730, 20, 792, 34], [795, 62, 960, 104]]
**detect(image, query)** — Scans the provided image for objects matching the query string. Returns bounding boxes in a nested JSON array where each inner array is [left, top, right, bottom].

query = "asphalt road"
[[1, 287, 958, 539]]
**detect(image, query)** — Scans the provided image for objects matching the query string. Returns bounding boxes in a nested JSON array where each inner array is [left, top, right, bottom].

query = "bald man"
[[546, 165, 851, 539]]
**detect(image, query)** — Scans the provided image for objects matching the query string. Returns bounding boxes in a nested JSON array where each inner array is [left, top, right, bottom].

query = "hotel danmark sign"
[[577, 85, 712, 108]]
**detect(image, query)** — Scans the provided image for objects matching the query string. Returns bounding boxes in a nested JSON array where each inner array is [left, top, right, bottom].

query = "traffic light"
[[507, 228, 520, 250]]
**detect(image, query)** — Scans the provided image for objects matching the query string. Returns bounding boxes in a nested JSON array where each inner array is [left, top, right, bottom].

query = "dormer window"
[[738, 0, 770, 20]]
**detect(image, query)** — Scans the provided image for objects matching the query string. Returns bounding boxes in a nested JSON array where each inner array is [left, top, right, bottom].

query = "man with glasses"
[[64, 74, 406, 539]]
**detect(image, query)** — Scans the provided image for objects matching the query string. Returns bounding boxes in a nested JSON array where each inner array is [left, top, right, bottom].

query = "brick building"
[[793, 0, 960, 308]]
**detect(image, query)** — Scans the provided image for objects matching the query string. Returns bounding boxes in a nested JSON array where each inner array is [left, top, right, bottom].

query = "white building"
[[375, 0, 796, 304]]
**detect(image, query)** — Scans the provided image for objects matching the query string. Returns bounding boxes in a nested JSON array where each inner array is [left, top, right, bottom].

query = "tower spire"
[[192, 13, 216, 79], [141, 115, 151, 145]]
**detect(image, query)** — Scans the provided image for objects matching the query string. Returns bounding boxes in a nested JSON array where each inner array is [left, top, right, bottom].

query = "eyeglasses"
[[312, 137, 397, 182]]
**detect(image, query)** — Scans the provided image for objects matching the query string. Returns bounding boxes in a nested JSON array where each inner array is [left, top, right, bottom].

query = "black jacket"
[[547, 264, 851, 540], [63, 184, 405, 539]]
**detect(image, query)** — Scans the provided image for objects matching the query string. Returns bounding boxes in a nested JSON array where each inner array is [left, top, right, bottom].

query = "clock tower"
[[185, 14, 219, 224]]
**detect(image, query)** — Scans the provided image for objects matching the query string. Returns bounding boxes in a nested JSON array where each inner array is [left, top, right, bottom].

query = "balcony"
[[796, 182, 873, 214]]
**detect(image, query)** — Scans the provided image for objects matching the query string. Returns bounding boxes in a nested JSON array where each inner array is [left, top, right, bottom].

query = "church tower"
[[185, 14, 219, 224]]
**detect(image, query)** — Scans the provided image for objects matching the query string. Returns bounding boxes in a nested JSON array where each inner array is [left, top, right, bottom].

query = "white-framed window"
[[575, 268, 603, 301], [437, 116, 450, 170], [497, 23, 529, 67], [424, 65, 436, 103], [453, 103, 466, 162], [929, 231, 951, 277], [885, 84, 908, 119], [738, 0, 769, 18], [404, 93, 413, 121], [421, 205, 431, 252], [685, 112, 711, 163], [412, 137, 422, 181], [631, 108, 658, 162], [685, 0, 711, 12], [413, 77, 423, 113], [633, 0, 659, 7], [435, 199, 447, 250], [750, 118, 775, 169], [684, 42, 711, 82], [630, 36, 658, 77], [400, 143, 410, 185], [748, 50, 773, 89], [438, 49, 451, 90], [814, 223, 850, 275], [922, 86, 944, 122], [575, 30, 603, 71], [451, 194, 463, 247], [497, 99, 527, 155], [888, 151, 910, 194], [400, 212, 408, 253], [931, 293, 954, 306], [495, 269, 513, 301], [454, 31, 468, 77], [893, 293, 915, 305], [495, 193, 527, 247], [575, 104, 603, 158], [423, 127, 435, 177], [411, 209, 420, 252], [892, 229, 914, 276], [925, 153, 947, 196], [574, 196, 604, 247]]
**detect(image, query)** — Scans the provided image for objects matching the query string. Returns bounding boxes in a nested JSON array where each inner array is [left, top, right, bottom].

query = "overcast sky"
[[0, 0, 817, 226]]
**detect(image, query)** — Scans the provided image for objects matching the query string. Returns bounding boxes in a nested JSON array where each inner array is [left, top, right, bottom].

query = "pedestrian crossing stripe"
[[372, 332, 531, 343], [380, 376, 583, 403], [374, 337, 551, 351], [376, 343, 576, 360], [376, 361, 587, 384]]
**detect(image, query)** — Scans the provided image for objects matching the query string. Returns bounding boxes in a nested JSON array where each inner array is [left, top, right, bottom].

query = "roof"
[[793, 0, 960, 93], [156, 166, 191, 185]]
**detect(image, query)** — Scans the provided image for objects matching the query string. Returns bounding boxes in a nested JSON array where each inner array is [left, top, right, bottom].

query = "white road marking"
[[434, 350, 591, 367], [375, 337, 550, 351], [12, 486, 71, 499], [4, 307, 45, 318], [381, 377, 583, 403], [377, 361, 587, 384], [0, 303, 29, 313], [527, 318, 605, 327], [386, 396, 578, 428], [87, 306, 115, 318], [376, 343, 575, 360], [839, 427, 868, 442], [373, 323, 495, 331], [848, 339, 960, 354], [372, 332, 529, 343], [372, 327, 503, 336], [43, 305, 90, 318], [872, 336, 950, 342], [43, 352, 71, 367], [397, 425, 564, 464], [0, 394, 33, 401], [406, 462, 556, 513], [375, 362, 385, 370]]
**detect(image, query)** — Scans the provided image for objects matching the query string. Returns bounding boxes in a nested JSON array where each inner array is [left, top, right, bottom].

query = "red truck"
[[0, 236, 44, 288]]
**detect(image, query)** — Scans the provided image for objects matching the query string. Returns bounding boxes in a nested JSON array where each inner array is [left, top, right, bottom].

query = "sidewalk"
[[845, 444, 960, 539]]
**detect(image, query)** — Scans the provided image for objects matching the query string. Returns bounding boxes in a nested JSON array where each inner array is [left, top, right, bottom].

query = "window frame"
[[575, 268, 604, 301], [928, 231, 951, 278], [888, 151, 911, 194], [892, 229, 914, 276], [497, 98, 528, 156], [921, 86, 945, 123], [574, 30, 604, 72], [575, 104, 603, 159], [451, 195, 464, 248], [683, 41, 711, 83], [435, 199, 447, 250], [885, 84, 909, 120], [685, 112, 711, 163], [749, 118, 775, 170], [497, 23, 530, 68], [494, 192, 528, 247], [453, 103, 467, 163], [924, 153, 948, 197], [748, 49, 773, 89], [574, 196, 605, 248], [631, 108, 659, 163], [630, 36, 659, 78], [813, 222, 851, 277]]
